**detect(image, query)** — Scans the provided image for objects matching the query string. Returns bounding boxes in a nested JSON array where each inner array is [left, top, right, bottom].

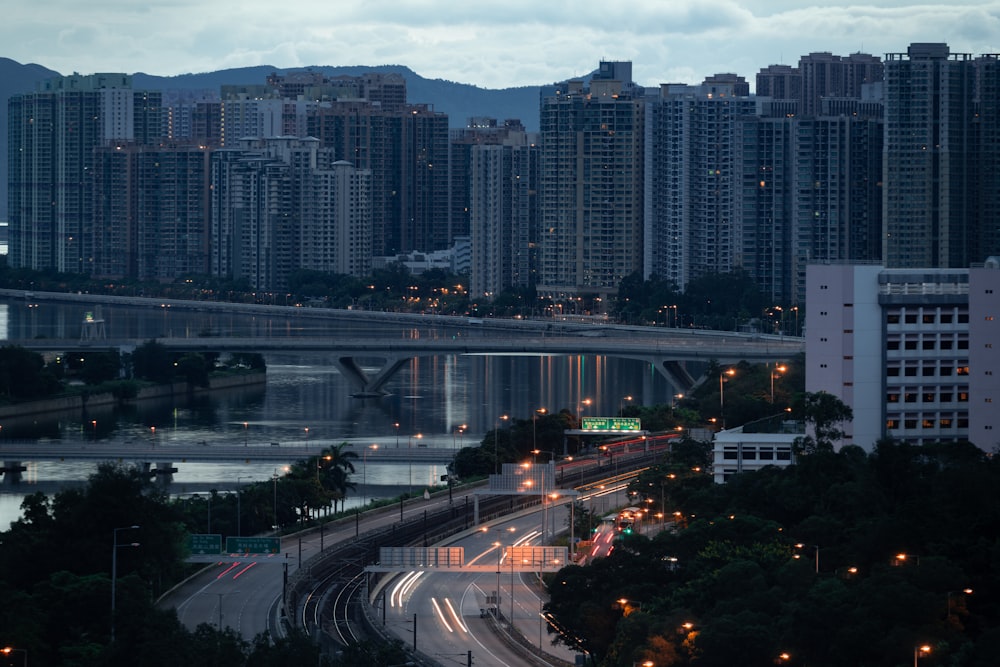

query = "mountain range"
[[0, 57, 545, 221]]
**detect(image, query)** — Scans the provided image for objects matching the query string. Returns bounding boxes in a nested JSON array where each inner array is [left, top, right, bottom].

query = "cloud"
[[4, 1, 1000, 88]]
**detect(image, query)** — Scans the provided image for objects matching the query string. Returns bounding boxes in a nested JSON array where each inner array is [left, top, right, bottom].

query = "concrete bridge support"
[[1, 461, 27, 483], [333, 355, 412, 397]]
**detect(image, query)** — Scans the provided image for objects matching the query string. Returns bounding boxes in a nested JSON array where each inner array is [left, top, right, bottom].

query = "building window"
[[941, 313, 953, 324], [923, 393, 935, 402], [723, 448, 738, 460], [958, 418, 969, 428], [887, 393, 900, 403], [887, 340, 900, 350], [940, 419, 953, 428], [887, 419, 899, 429], [922, 340, 935, 350], [905, 314, 918, 324], [959, 313, 970, 324], [887, 367, 900, 376], [759, 449, 774, 460], [957, 366, 970, 376], [905, 419, 917, 429], [922, 419, 935, 429], [940, 392, 953, 402], [905, 367, 918, 377], [941, 340, 954, 350], [923, 367, 936, 377], [959, 392, 969, 402], [741, 449, 757, 460], [923, 314, 936, 324], [776, 449, 792, 461], [905, 340, 918, 350], [887, 314, 900, 324]]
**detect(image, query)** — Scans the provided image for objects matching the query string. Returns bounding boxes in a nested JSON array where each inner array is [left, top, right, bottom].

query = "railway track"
[[297, 451, 662, 649]]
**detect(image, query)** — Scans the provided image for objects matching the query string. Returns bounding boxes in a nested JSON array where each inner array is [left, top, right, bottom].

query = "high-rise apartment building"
[[92, 142, 211, 281], [7, 73, 162, 273], [538, 62, 644, 312], [806, 261, 1000, 451], [308, 100, 449, 256], [883, 43, 978, 268], [646, 75, 755, 293], [466, 127, 539, 300], [210, 137, 371, 290]]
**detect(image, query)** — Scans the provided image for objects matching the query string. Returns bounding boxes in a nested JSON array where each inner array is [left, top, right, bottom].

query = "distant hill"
[[0, 59, 543, 221]]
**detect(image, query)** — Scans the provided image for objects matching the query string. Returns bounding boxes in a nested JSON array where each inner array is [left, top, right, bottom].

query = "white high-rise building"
[[806, 261, 1000, 451]]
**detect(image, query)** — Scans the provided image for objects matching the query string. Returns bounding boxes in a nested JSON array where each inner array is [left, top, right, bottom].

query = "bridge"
[[14, 330, 803, 396]]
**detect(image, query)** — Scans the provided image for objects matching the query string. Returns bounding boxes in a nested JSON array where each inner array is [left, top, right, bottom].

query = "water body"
[[0, 297, 683, 527]]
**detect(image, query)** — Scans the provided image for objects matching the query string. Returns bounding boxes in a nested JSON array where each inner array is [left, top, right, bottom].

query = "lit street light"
[[111, 525, 140, 643], [494, 415, 509, 474], [363, 444, 378, 507], [771, 365, 787, 403], [0, 647, 26, 667], [914, 644, 931, 667], [719, 368, 735, 428], [235, 476, 249, 537], [408, 433, 422, 495]]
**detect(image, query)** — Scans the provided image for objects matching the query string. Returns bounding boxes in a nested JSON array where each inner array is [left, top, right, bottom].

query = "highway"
[[160, 452, 643, 666], [377, 483, 628, 667]]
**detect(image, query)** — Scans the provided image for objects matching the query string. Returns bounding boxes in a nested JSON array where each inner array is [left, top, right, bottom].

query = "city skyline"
[[5, 1, 1000, 90]]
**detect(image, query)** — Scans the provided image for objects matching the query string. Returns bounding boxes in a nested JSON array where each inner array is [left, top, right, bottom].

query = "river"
[[0, 295, 684, 527]]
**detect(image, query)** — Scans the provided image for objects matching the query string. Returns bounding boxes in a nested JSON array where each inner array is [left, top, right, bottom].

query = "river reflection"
[[0, 297, 684, 527]]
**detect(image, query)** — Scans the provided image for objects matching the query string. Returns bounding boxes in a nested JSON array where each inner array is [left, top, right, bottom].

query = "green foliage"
[[131, 339, 176, 383], [545, 442, 1000, 666], [0, 344, 62, 401]]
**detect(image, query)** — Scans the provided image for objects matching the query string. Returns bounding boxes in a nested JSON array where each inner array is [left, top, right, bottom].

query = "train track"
[[297, 450, 662, 649]]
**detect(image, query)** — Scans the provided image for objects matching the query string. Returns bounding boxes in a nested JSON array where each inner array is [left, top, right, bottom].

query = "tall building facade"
[[467, 131, 539, 301], [92, 142, 211, 281], [7, 73, 162, 273], [646, 76, 755, 293], [882, 43, 978, 268], [210, 137, 371, 290], [806, 261, 1000, 451], [538, 62, 644, 311]]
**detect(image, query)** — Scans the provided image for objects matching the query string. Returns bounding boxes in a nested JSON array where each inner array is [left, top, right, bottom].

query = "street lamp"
[[533, 408, 547, 454], [363, 444, 378, 507], [914, 644, 931, 667], [243, 421, 248, 447], [947, 588, 973, 619], [111, 525, 140, 643], [408, 434, 422, 495], [393, 422, 400, 448], [618, 598, 642, 616], [771, 365, 787, 403], [794, 543, 819, 573], [494, 415, 509, 474], [619, 395, 633, 415], [719, 368, 735, 428], [0, 647, 26, 667], [235, 476, 247, 537]]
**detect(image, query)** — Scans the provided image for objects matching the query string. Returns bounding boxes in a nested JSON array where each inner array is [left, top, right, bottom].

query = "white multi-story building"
[[805, 261, 1000, 451]]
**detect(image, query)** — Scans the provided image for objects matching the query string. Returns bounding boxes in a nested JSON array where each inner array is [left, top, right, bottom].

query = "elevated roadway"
[[13, 330, 803, 396]]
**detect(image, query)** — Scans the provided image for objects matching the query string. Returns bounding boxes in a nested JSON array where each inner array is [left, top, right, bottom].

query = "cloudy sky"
[[6, 1, 1000, 89]]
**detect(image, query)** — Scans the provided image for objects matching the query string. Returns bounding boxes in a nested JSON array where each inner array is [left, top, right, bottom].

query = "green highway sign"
[[188, 534, 222, 555], [581, 416, 642, 432], [226, 536, 281, 554]]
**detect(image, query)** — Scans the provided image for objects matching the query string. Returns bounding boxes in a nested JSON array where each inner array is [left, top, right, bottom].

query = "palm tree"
[[317, 443, 358, 512]]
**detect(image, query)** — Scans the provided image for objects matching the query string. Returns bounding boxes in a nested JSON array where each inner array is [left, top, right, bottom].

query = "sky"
[[5, 1, 1000, 90]]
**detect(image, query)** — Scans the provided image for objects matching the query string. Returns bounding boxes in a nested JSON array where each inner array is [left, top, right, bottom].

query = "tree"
[[791, 391, 853, 453]]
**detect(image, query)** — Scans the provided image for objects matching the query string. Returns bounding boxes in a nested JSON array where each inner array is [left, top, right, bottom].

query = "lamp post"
[[719, 368, 735, 428], [794, 543, 819, 573], [393, 422, 400, 448], [947, 588, 973, 619], [914, 644, 931, 667], [271, 467, 286, 531], [243, 421, 248, 447], [0, 647, 26, 667], [408, 434, 422, 496], [363, 444, 378, 507], [494, 415, 509, 475], [771, 365, 787, 403], [150, 425, 155, 448], [533, 408, 546, 454], [619, 395, 633, 415], [235, 476, 249, 537], [111, 525, 140, 643]]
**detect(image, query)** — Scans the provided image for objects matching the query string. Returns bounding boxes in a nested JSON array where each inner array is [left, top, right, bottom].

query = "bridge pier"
[[140, 461, 179, 483], [333, 355, 413, 397], [1, 461, 28, 483]]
